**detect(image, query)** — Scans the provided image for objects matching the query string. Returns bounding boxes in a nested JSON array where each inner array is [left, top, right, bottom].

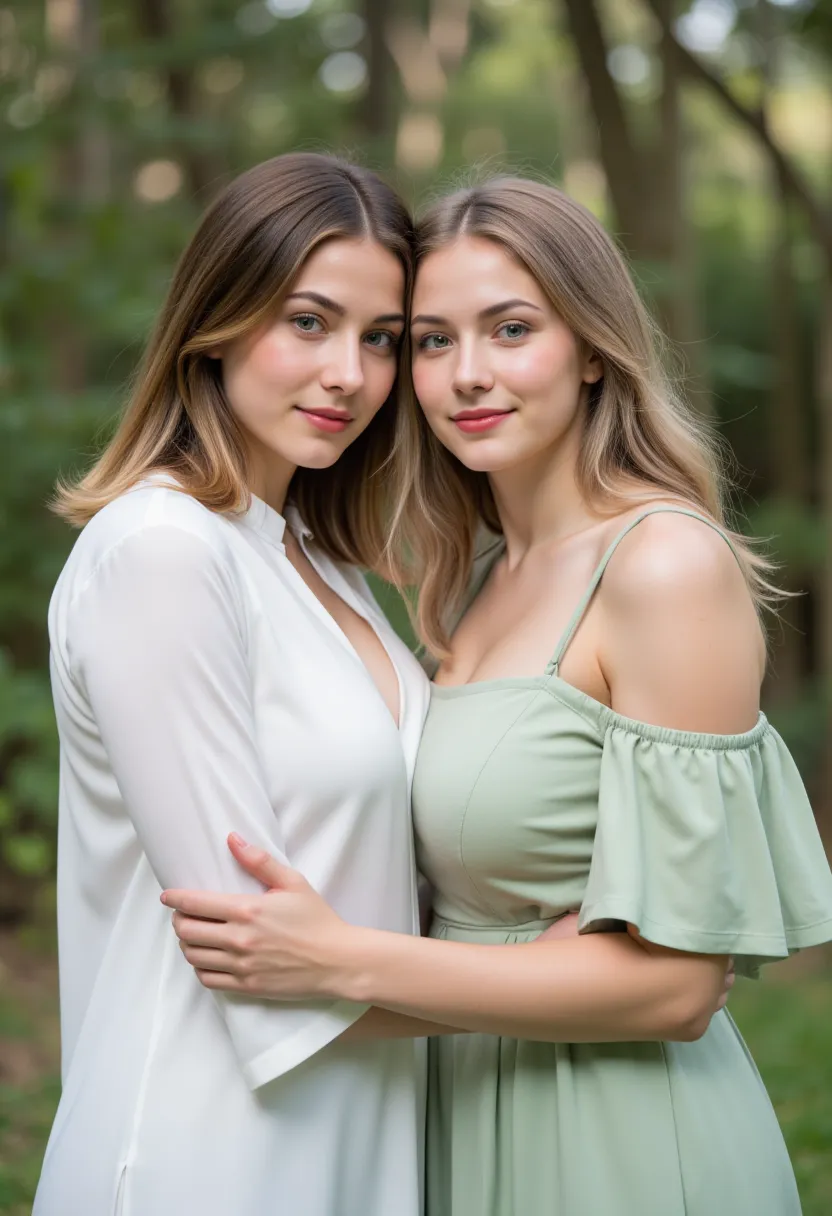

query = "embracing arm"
[[167, 513, 751, 1043], [333, 925, 723, 1042], [169, 838, 731, 1043]]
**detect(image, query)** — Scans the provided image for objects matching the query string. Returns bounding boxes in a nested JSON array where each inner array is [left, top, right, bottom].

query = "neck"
[[488, 422, 598, 565], [246, 440, 296, 516]]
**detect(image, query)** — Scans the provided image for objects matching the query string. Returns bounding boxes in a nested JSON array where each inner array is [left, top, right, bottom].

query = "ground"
[[1, 934, 830, 1215]]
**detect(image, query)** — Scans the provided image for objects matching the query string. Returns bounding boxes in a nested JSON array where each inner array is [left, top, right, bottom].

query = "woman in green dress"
[[166, 177, 832, 1215]]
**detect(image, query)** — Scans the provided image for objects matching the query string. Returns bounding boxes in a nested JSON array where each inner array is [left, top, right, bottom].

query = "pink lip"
[[453, 409, 513, 434], [297, 407, 351, 434]]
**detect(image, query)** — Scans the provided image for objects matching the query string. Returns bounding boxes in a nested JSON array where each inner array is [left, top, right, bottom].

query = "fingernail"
[[160, 893, 168, 905], [229, 832, 248, 848]]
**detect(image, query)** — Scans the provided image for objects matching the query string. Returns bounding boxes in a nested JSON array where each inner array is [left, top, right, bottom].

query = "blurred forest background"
[[1, 0, 831, 1211]]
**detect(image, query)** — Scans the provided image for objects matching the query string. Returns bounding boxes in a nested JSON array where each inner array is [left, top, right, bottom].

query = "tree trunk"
[[386, 1, 473, 179], [560, 0, 649, 254], [49, 0, 104, 395], [641, 0, 832, 825], [653, 0, 711, 412], [559, 0, 710, 409], [361, 0, 397, 150], [137, 0, 223, 202], [642, 0, 832, 271], [759, 0, 809, 707]]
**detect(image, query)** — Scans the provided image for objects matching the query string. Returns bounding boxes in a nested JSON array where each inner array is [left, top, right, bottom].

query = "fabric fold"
[[579, 717, 832, 976]]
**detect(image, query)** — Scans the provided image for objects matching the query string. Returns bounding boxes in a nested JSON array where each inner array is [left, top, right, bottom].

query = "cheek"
[[364, 356, 398, 413], [411, 359, 449, 419], [246, 330, 315, 389], [499, 342, 566, 395]]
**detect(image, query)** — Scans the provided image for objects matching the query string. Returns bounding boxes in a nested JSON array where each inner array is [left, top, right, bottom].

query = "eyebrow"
[[286, 291, 405, 325], [411, 298, 543, 326]]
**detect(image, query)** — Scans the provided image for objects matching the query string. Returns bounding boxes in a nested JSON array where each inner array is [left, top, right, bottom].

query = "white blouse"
[[36, 482, 429, 1216]]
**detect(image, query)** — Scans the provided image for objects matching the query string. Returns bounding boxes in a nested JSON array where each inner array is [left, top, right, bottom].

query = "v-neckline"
[[253, 502, 403, 733], [287, 551, 404, 732]]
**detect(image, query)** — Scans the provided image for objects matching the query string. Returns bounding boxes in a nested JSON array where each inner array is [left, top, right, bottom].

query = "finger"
[[161, 888, 256, 920], [196, 968, 244, 992], [180, 944, 240, 974], [228, 834, 300, 891], [172, 912, 240, 951]]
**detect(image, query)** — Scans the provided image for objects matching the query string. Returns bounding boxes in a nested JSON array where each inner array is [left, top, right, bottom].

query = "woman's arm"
[[73, 522, 369, 1085], [338, 925, 723, 1043], [335, 911, 588, 1041], [167, 842, 728, 1043], [165, 515, 749, 1044]]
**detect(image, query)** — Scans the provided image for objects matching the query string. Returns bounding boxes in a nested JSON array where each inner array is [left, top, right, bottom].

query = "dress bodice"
[[412, 508, 832, 973]]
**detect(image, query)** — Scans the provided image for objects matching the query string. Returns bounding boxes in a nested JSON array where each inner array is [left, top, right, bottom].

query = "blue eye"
[[496, 321, 529, 341], [364, 331, 396, 350], [419, 334, 452, 351], [292, 314, 324, 334]]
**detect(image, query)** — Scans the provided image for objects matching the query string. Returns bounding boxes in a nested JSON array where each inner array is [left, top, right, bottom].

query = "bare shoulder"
[[597, 508, 765, 732], [601, 509, 751, 619]]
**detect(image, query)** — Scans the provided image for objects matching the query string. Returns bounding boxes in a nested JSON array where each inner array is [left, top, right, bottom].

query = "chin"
[[447, 440, 527, 475], [290, 440, 350, 470]]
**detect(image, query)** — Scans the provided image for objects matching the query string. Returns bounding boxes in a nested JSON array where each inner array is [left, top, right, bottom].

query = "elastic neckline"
[[430, 670, 770, 750]]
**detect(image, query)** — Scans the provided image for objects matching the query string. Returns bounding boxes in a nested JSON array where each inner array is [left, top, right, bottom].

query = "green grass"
[[1, 964, 830, 1214], [0, 1076, 61, 1216], [730, 975, 832, 1214]]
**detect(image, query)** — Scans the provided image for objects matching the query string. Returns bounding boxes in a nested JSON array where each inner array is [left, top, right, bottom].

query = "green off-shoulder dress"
[[412, 508, 832, 1216]]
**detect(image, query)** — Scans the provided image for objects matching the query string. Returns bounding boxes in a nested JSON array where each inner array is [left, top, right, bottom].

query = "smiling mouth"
[[452, 408, 514, 434], [296, 407, 352, 433]]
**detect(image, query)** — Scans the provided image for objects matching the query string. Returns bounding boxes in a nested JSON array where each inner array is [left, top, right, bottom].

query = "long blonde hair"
[[386, 176, 777, 656], [55, 153, 414, 570]]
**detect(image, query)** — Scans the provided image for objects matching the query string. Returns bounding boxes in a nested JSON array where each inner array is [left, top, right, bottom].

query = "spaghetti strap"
[[545, 506, 738, 676]]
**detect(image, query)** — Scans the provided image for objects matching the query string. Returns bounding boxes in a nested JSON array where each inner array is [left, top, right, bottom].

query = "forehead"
[[413, 236, 548, 313], [292, 237, 404, 303]]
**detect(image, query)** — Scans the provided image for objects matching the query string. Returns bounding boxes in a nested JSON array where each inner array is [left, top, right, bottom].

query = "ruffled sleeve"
[[577, 714, 832, 977]]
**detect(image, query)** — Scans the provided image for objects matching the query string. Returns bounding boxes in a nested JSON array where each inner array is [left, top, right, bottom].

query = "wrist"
[[330, 925, 389, 1004]]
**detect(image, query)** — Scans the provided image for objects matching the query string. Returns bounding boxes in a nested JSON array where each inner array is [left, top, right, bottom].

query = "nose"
[[452, 337, 494, 396], [320, 333, 365, 397]]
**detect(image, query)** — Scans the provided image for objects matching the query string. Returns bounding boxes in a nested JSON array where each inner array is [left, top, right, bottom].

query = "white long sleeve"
[[67, 522, 368, 1087], [39, 483, 428, 1216]]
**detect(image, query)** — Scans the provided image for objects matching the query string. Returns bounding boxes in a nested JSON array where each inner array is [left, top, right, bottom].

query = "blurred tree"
[[138, 0, 228, 200], [361, 0, 397, 149], [643, 0, 832, 816], [757, 0, 810, 706], [0, 0, 830, 913], [559, 0, 711, 409], [0, 0, 383, 911]]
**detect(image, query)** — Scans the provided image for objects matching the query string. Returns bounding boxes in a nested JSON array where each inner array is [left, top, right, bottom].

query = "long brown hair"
[[386, 176, 778, 656], [55, 153, 414, 570]]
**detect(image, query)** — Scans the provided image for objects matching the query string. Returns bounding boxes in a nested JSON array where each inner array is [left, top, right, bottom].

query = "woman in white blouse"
[[36, 153, 441, 1216]]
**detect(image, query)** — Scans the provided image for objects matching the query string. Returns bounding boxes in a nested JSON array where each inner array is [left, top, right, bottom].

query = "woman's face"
[[410, 236, 601, 475], [216, 237, 405, 498]]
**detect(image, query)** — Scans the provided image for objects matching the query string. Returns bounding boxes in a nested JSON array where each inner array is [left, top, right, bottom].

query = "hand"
[[161, 834, 354, 999]]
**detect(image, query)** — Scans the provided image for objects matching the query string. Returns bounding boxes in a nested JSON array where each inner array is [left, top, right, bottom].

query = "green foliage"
[[0, 0, 385, 890], [0, 0, 829, 898]]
